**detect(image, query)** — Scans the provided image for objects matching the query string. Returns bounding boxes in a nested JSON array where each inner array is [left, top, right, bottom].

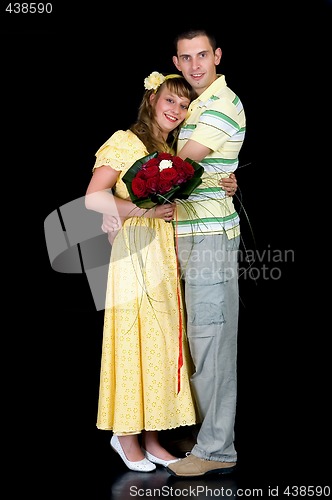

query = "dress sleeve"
[[93, 130, 139, 172]]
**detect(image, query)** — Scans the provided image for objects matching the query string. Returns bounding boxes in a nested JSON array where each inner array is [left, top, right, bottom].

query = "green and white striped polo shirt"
[[174, 75, 246, 239]]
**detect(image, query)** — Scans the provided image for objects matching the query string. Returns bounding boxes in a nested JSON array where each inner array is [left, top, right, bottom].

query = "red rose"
[[158, 180, 174, 194], [171, 157, 194, 183], [182, 161, 194, 176], [141, 164, 160, 179], [171, 156, 184, 168], [135, 170, 146, 180], [146, 176, 160, 193], [158, 152, 173, 161], [132, 177, 148, 197], [159, 168, 179, 183]]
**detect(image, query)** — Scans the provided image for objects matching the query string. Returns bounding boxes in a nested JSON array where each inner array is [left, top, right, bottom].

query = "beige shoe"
[[166, 453, 236, 477]]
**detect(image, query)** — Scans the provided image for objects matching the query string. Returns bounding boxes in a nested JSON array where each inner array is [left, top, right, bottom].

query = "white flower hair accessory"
[[144, 71, 166, 91], [144, 71, 183, 92]]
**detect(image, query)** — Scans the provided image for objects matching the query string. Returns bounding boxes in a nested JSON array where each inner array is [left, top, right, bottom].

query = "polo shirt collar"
[[194, 74, 227, 106]]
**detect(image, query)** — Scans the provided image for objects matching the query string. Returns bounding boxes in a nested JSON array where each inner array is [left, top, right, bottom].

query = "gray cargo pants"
[[177, 233, 240, 462]]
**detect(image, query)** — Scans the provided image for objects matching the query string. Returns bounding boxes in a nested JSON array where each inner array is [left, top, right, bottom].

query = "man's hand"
[[219, 172, 238, 196]]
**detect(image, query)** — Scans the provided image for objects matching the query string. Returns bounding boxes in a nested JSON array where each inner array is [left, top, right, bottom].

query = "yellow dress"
[[94, 130, 197, 434]]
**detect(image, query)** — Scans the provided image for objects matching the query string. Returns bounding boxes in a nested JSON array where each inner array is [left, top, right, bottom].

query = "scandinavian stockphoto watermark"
[[44, 196, 295, 310], [238, 245, 294, 281], [176, 245, 294, 282]]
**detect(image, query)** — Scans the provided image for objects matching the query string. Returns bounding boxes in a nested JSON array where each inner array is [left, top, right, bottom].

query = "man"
[[165, 28, 246, 477]]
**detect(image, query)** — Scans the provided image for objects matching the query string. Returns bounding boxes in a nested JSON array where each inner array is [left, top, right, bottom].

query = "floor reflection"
[[111, 467, 238, 499]]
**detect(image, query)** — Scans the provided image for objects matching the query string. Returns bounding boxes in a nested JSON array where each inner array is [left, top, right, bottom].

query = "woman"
[[86, 71, 238, 473], [85, 72, 199, 472]]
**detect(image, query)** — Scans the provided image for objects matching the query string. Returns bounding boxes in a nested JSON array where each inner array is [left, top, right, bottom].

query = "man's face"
[[173, 35, 222, 95]]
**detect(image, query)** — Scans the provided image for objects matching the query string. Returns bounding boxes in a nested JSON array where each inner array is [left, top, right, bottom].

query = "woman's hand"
[[101, 213, 122, 233], [219, 172, 238, 197], [146, 203, 176, 222], [102, 202, 176, 244]]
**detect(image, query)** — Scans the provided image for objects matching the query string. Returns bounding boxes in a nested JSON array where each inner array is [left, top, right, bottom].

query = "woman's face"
[[150, 85, 190, 137]]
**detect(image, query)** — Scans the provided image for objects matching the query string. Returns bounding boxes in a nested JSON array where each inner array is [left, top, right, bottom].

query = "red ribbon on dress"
[[175, 209, 183, 394]]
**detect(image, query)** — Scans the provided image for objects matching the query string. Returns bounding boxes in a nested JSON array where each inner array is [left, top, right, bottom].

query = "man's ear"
[[172, 55, 181, 71], [215, 48, 222, 65]]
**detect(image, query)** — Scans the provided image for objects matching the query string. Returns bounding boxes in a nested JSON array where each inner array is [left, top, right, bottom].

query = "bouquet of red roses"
[[122, 151, 204, 209]]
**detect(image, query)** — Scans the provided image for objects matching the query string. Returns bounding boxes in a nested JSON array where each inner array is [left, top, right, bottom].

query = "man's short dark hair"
[[173, 29, 217, 53]]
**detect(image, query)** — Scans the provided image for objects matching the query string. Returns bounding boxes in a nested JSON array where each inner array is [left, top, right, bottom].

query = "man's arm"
[[177, 139, 238, 196]]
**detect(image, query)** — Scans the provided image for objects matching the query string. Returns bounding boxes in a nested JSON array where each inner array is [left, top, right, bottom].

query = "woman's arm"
[[85, 165, 150, 219], [86, 166, 176, 237]]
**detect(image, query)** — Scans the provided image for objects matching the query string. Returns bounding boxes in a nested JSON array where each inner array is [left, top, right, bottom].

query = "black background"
[[2, 1, 330, 497]]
